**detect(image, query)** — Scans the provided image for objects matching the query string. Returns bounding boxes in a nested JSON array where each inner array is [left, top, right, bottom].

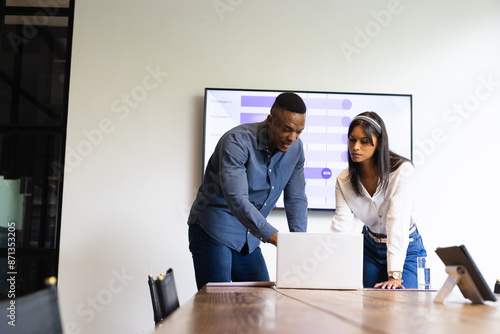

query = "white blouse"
[[330, 162, 417, 272]]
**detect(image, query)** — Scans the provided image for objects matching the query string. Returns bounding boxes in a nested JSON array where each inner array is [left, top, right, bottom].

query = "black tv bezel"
[[202, 87, 413, 211]]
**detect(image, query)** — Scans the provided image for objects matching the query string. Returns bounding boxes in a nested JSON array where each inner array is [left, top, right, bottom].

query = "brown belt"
[[367, 225, 416, 244]]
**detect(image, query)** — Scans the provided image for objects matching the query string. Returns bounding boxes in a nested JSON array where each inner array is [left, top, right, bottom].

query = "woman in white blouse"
[[330, 111, 426, 289]]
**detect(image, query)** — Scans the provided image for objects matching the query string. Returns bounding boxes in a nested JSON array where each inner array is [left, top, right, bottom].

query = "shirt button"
[[272, 186, 274, 189], [269, 169, 272, 172], [247, 229, 250, 232], [264, 203, 267, 206], [260, 237, 263, 241]]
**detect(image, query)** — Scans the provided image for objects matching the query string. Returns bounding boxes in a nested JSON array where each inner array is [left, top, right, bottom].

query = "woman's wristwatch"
[[388, 271, 402, 280]]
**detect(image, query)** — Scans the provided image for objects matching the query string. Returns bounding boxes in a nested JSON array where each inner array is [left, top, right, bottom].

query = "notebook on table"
[[276, 232, 363, 290]]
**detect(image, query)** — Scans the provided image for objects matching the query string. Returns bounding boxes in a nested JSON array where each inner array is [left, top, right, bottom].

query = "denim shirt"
[[187, 121, 308, 253]]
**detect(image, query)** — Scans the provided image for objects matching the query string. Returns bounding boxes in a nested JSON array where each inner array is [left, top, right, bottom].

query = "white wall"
[[58, 0, 500, 333]]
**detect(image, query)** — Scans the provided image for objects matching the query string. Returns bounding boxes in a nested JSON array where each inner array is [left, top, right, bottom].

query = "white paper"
[[206, 281, 276, 287]]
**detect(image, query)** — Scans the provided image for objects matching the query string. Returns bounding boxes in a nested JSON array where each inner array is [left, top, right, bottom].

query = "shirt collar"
[[257, 120, 268, 151]]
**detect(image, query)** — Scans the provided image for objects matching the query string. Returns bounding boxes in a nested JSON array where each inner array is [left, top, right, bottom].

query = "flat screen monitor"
[[203, 88, 412, 210]]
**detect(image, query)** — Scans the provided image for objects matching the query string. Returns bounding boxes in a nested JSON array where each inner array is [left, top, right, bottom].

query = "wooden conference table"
[[155, 284, 500, 334]]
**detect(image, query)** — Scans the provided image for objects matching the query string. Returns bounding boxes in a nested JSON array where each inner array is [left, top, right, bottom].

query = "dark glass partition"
[[0, 0, 74, 297]]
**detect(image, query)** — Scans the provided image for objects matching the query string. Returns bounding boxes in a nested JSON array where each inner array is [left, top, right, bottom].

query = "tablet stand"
[[434, 265, 485, 304]]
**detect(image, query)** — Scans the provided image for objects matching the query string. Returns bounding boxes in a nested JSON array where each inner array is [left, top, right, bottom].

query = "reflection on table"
[[155, 285, 500, 334]]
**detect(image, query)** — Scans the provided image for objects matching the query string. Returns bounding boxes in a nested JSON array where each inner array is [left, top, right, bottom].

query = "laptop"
[[276, 232, 363, 290]]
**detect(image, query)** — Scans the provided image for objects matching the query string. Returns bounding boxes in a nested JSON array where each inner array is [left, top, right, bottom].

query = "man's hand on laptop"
[[267, 232, 278, 247]]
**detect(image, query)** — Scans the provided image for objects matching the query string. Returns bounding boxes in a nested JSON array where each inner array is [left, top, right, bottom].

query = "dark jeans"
[[362, 225, 427, 288], [188, 223, 270, 290]]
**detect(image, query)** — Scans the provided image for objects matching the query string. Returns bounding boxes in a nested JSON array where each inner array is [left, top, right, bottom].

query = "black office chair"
[[0, 277, 63, 334], [148, 268, 180, 324]]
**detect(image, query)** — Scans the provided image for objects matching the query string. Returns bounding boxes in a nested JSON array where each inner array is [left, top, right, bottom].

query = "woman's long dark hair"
[[346, 111, 412, 196]]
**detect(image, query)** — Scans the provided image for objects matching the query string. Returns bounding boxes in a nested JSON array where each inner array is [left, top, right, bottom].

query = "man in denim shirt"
[[188, 92, 308, 290]]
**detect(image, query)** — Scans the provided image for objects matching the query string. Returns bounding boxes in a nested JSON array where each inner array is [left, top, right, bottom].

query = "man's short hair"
[[271, 92, 306, 115]]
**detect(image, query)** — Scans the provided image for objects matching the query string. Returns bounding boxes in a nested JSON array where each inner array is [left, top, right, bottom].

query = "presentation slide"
[[204, 88, 412, 210]]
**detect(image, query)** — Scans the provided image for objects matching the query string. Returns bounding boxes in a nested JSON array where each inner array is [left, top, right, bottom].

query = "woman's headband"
[[352, 115, 382, 134]]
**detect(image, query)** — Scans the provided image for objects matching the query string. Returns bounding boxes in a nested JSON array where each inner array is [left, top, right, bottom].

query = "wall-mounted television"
[[203, 88, 412, 210]]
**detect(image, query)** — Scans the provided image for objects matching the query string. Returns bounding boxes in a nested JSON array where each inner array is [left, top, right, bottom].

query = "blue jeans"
[[188, 223, 270, 290], [362, 225, 427, 288]]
